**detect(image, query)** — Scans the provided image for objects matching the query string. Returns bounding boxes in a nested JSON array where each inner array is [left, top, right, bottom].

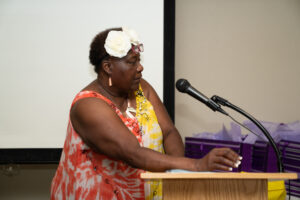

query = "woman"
[[51, 27, 241, 200]]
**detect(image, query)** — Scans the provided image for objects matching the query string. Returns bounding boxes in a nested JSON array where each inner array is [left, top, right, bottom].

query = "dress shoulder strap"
[[71, 90, 113, 108]]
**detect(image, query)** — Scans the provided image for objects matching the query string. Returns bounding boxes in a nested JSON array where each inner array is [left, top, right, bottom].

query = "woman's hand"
[[195, 148, 242, 171]]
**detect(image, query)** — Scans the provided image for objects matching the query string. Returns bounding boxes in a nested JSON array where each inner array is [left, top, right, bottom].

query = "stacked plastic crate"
[[250, 140, 300, 197], [185, 137, 252, 172], [184, 137, 300, 198], [280, 140, 300, 198], [251, 141, 278, 172]]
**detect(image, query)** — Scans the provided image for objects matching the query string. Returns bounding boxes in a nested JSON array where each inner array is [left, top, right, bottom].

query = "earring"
[[108, 77, 112, 86]]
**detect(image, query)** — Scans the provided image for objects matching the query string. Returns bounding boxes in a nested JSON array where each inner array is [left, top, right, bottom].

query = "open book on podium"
[[141, 170, 297, 200]]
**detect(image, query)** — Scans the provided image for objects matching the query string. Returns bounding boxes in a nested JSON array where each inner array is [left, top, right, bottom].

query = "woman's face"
[[110, 51, 143, 93]]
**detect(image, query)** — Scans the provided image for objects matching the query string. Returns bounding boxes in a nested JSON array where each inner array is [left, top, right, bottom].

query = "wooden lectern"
[[141, 172, 297, 200]]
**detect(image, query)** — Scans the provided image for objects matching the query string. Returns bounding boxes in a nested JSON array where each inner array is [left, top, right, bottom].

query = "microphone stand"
[[211, 95, 284, 173]]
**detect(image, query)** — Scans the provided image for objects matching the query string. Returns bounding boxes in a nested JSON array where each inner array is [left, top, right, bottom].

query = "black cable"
[[227, 114, 266, 141], [211, 95, 284, 173], [288, 179, 291, 200]]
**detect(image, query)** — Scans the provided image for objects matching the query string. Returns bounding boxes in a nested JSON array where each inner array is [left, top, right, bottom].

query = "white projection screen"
[[0, 0, 166, 149]]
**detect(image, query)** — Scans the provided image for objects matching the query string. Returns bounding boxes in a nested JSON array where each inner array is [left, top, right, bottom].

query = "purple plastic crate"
[[286, 180, 300, 198], [255, 139, 300, 198], [280, 140, 300, 149], [284, 164, 300, 173], [240, 143, 252, 172], [185, 138, 299, 173], [283, 157, 300, 167], [185, 138, 300, 198], [280, 140, 300, 163], [280, 140, 300, 175], [251, 141, 279, 172], [185, 137, 252, 172], [251, 140, 300, 173]]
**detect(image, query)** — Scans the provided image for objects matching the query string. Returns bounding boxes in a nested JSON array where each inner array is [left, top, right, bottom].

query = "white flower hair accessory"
[[122, 26, 140, 45], [104, 27, 142, 58], [104, 31, 131, 58]]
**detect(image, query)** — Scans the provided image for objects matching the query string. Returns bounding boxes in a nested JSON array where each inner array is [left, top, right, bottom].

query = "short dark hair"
[[89, 27, 122, 73]]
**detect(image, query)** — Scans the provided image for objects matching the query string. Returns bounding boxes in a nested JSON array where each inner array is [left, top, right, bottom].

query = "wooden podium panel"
[[141, 172, 298, 200], [163, 179, 266, 200]]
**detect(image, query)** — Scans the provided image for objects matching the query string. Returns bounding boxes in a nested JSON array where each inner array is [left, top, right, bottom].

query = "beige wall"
[[175, 0, 300, 139]]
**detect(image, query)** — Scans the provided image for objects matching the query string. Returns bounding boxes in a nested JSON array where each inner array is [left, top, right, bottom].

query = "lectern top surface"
[[140, 172, 298, 180]]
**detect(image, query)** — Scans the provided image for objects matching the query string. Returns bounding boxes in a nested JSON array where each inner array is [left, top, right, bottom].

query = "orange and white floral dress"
[[51, 85, 164, 200]]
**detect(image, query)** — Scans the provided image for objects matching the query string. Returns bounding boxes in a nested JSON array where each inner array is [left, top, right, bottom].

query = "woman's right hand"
[[195, 148, 242, 172]]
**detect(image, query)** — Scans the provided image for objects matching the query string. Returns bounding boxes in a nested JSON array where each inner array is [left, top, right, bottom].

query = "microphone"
[[176, 79, 228, 115]]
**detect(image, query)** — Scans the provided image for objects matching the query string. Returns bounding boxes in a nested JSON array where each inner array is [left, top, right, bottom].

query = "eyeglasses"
[[131, 43, 144, 54]]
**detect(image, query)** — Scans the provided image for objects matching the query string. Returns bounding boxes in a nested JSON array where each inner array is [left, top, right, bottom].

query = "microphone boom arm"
[[211, 95, 284, 173]]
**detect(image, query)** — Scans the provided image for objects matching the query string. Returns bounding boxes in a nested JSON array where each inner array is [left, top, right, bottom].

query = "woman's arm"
[[140, 79, 185, 156], [71, 97, 193, 171], [70, 92, 240, 172]]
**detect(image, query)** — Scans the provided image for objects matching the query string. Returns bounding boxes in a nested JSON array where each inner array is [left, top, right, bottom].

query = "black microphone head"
[[176, 79, 191, 93]]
